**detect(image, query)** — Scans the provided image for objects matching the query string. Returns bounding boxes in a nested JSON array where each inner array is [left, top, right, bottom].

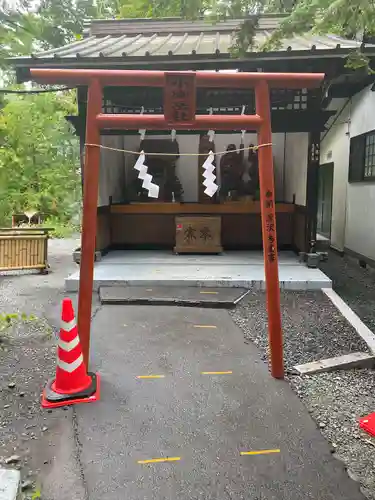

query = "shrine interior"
[[94, 124, 309, 255], [66, 64, 330, 258]]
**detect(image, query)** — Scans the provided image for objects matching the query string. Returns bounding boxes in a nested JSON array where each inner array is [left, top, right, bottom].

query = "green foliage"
[[0, 0, 210, 64], [0, 90, 81, 227], [0, 0, 98, 65], [107, 0, 208, 19], [36, 0, 98, 49], [0, 311, 53, 344], [260, 0, 375, 50], [0, 311, 37, 333], [213, 0, 375, 71], [41, 215, 81, 239]]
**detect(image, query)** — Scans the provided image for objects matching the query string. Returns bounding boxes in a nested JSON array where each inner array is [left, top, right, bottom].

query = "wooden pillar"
[[255, 80, 284, 379], [77, 79, 102, 369], [306, 132, 320, 251], [77, 88, 87, 196], [306, 88, 322, 252], [79, 132, 85, 196]]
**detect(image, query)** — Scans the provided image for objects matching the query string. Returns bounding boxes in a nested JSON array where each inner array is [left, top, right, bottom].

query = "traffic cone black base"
[[41, 372, 100, 409]]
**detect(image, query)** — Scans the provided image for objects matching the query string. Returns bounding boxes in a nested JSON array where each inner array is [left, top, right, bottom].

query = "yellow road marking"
[[201, 371, 232, 375], [136, 375, 165, 379], [200, 291, 219, 294], [240, 449, 280, 456], [138, 457, 181, 464], [193, 325, 217, 329]]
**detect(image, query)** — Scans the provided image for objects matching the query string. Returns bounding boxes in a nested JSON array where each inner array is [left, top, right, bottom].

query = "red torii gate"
[[31, 68, 324, 379]]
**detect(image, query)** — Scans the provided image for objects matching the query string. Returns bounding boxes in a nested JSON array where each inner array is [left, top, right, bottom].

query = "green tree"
[[263, 0, 375, 70], [0, 2, 41, 66], [36, 0, 98, 49], [0, 90, 80, 226], [0, 0, 98, 64], [213, 0, 375, 70], [104, 0, 208, 19]]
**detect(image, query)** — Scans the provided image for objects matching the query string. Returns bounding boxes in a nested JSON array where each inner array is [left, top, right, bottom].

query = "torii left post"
[[77, 79, 102, 368]]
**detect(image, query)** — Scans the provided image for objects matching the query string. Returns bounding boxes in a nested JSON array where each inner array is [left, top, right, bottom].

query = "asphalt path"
[[74, 305, 365, 500]]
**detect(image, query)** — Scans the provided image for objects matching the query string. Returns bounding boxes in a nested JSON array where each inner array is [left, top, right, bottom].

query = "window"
[[348, 131, 375, 182], [365, 132, 375, 178]]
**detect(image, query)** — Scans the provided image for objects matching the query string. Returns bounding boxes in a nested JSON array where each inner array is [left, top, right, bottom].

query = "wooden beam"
[[31, 68, 324, 90], [110, 202, 295, 215], [95, 113, 263, 131]]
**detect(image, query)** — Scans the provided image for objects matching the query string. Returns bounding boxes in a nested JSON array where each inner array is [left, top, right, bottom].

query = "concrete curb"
[[322, 288, 375, 354], [0, 468, 21, 500], [294, 352, 375, 375]]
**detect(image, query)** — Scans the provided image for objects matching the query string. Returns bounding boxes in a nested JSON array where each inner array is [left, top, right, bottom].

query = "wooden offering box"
[[174, 216, 223, 254]]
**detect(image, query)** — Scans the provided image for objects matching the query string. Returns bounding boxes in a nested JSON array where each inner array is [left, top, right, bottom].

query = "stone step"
[[99, 285, 250, 308]]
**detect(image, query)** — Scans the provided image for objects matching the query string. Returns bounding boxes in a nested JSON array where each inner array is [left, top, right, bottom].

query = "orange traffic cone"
[[41, 298, 100, 409]]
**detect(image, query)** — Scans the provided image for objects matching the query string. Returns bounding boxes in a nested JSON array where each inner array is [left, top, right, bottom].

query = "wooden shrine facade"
[[11, 15, 375, 258]]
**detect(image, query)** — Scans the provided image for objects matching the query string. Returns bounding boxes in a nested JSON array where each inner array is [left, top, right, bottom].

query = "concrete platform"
[[100, 285, 250, 308], [65, 250, 332, 292]]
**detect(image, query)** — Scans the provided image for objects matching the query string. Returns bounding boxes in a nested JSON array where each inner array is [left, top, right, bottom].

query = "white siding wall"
[[284, 132, 309, 206], [345, 86, 375, 261], [320, 98, 351, 251], [98, 136, 125, 206], [321, 85, 375, 260], [98, 132, 307, 205]]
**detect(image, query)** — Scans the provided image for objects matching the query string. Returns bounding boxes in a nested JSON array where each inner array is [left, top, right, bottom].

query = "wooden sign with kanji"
[[174, 216, 222, 254], [164, 72, 196, 126]]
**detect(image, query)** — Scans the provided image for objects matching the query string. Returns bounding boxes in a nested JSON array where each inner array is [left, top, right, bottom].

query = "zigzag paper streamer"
[[134, 151, 160, 199], [202, 150, 218, 197]]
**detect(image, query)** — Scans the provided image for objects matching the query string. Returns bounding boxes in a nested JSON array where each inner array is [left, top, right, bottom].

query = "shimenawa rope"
[[84, 143, 272, 157]]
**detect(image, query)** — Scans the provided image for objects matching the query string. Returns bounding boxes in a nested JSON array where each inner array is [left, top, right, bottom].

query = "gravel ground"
[[0, 237, 81, 498], [289, 370, 375, 500], [230, 290, 369, 367], [320, 250, 375, 333], [0, 238, 80, 339], [231, 264, 375, 499]]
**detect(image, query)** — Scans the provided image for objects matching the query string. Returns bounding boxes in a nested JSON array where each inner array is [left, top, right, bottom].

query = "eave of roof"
[[10, 15, 375, 70]]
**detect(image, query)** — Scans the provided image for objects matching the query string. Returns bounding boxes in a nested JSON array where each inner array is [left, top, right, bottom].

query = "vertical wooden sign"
[[164, 72, 196, 126]]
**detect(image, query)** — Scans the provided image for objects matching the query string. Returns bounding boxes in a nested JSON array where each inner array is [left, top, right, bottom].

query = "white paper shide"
[[202, 150, 218, 198], [133, 151, 160, 199]]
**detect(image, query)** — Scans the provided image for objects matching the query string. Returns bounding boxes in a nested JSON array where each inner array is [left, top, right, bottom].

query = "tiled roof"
[[15, 15, 375, 62]]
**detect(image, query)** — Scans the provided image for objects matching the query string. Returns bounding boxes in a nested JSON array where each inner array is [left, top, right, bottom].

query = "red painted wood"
[[164, 72, 196, 125], [30, 68, 324, 89], [255, 80, 284, 379], [77, 79, 102, 369], [96, 113, 263, 130]]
